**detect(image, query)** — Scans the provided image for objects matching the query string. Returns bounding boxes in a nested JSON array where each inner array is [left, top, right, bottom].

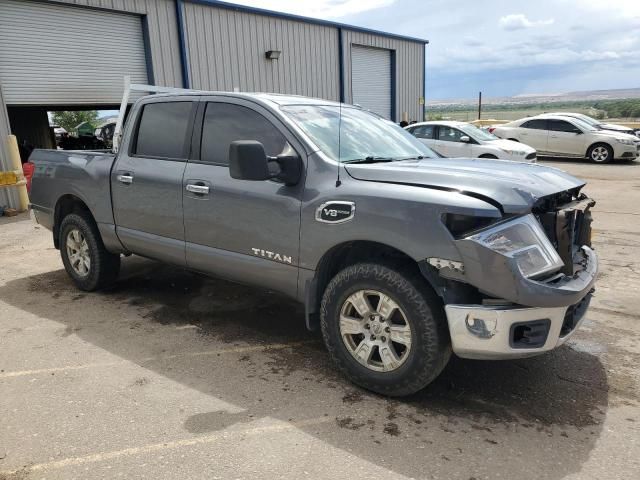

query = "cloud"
[[499, 14, 554, 31], [228, 0, 396, 18]]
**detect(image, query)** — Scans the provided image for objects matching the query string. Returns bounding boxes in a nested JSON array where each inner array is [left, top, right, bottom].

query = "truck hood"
[[345, 158, 585, 214]]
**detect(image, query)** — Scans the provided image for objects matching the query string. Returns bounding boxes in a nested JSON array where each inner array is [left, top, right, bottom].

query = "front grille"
[[535, 194, 595, 275]]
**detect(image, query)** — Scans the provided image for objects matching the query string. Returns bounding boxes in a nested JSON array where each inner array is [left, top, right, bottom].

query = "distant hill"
[[429, 88, 640, 107]]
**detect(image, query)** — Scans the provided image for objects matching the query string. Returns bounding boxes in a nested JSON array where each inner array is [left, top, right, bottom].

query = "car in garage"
[[491, 114, 640, 163], [405, 121, 537, 162]]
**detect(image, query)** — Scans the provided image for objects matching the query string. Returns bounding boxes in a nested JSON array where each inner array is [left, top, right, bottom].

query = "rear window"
[[134, 102, 193, 159]]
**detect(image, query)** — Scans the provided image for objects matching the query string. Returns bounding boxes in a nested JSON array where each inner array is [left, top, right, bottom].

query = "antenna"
[[336, 100, 342, 187]]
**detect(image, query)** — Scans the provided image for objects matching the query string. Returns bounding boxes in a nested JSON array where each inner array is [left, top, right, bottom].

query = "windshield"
[[281, 105, 439, 162], [458, 123, 498, 141], [570, 117, 597, 131], [568, 114, 599, 126]]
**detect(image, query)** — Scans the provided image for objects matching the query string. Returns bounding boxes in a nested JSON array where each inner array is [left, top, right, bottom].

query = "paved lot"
[[1, 158, 639, 479]]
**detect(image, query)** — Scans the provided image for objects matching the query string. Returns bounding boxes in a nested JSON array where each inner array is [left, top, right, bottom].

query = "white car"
[[541, 112, 638, 138], [405, 121, 537, 162], [492, 114, 640, 163]]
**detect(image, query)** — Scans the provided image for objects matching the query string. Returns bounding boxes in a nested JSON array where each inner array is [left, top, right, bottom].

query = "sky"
[[228, 0, 640, 100]]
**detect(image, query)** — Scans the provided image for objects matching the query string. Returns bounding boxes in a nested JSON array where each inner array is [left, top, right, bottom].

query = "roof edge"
[[185, 0, 429, 44]]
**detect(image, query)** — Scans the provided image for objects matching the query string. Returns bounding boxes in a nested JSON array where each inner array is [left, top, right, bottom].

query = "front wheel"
[[588, 143, 613, 163], [320, 263, 451, 396]]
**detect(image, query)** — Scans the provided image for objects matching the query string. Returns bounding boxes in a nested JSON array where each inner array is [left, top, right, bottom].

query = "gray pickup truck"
[[29, 92, 598, 396]]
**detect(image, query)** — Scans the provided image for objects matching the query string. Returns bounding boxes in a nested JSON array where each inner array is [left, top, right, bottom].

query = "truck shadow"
[[0, 257, 609, 479]]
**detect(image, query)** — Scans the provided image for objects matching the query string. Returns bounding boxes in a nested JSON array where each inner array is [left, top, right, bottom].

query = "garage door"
[[351, 45, 392, 119], [0, 0, 148, 105]]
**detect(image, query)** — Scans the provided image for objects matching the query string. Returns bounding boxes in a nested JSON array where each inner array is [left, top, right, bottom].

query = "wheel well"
[[479, 154, 498, 159], [53, 195, 93, 249], [305, 241, 422, 330], [586, 142, 612, 157], [507, 138, 519, 142]]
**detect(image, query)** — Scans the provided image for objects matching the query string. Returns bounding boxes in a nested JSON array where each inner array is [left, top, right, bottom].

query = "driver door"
[[436, 126, 474, 158], [547, 119, 587, 156], [182, 98, 305, 298]]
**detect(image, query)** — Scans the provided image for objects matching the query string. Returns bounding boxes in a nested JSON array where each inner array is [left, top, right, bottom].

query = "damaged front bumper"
[[445, 291, 592, 359], [444, 237, 597, 359]]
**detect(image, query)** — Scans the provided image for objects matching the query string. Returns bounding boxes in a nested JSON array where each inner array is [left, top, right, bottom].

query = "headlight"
[[499, 148, 525, 155], [466, 215, 564, 279], [616, 138, 635, 145]]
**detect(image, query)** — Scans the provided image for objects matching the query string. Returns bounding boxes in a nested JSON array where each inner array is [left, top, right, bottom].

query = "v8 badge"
[[315, 201, 356, 224]]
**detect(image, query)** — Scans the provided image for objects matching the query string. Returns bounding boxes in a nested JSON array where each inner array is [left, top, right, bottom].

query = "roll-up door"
[[351, 45, 392, 119], [0, 0, 148, 105]]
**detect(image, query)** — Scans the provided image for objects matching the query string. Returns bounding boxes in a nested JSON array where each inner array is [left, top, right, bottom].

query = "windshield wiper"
[[343, 156, 395, 164]]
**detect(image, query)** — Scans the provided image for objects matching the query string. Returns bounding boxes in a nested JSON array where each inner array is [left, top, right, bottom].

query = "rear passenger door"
[[182, 98, 304, 298], [518, 119, 549, 153], [111, 98, 197, 266]]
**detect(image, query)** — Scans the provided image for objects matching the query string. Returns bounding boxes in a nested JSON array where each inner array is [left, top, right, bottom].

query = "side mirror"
[[229, 140, 302, 186], [573, 130, 582, 135], [460, 135, 471, 143], [229, 141, 272, 181]]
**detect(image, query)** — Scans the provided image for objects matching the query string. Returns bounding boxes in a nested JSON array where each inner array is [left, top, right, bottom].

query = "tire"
[[479, 154, 498, 159], [59, 213, 120, 291], [320, 263, 451, 397], [587, 143, 613, 164]]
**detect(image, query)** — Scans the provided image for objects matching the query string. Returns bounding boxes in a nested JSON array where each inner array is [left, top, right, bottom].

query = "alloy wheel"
[[339, 289, 412, 372], [591, 146, 609, 162], [66, 229, 91, 276]]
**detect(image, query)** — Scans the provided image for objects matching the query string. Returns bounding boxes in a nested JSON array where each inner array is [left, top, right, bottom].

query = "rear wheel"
[[59, 213, 120, 291], [479, 154, 498, 159], [508, 138, 519, 142], [320, 263, 451, 396], [587, 143, 613, 163]]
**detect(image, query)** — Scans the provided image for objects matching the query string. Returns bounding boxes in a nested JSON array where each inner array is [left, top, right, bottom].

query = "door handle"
[[116, 174, 133, 184], [186, 184, 210, 195], [550, 135, 558, 138]]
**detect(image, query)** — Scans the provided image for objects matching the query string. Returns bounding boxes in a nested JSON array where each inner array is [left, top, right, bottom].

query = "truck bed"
[[28, 149, 116, 233]]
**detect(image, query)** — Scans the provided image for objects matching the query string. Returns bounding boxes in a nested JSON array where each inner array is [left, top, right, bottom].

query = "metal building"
[[0, 0, 427, 207]]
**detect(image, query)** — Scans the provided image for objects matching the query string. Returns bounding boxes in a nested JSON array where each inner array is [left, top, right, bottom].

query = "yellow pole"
[[6, 134, 29, 212]]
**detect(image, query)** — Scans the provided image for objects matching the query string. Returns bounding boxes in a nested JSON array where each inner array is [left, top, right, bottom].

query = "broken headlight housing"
[[467, 214, 564, 279]]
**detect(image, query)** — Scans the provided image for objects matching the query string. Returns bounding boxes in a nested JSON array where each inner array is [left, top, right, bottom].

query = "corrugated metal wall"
[[342, 30, 425, 122], [9, 1, 424, 117], [182, 2, 340, 100], [45, 0, 183, 89]]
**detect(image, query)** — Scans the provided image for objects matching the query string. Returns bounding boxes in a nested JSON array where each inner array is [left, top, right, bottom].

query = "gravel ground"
[[0, 158, 638, 480]]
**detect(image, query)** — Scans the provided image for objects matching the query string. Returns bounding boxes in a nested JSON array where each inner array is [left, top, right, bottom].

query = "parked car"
[[492, 114, 640, 163], [406, 121, 537, 162], [29, 92, 598, 396], [541, 112, 639, 137]]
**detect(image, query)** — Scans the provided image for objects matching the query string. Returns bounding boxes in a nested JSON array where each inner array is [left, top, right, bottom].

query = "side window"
[[134, 102, 193, 159], [412, 125, 435, 139], [521, 119, 548, 130], [200, 103, 288, 165], [549, 120, 580, 133], [438, 126, 465, 143]]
